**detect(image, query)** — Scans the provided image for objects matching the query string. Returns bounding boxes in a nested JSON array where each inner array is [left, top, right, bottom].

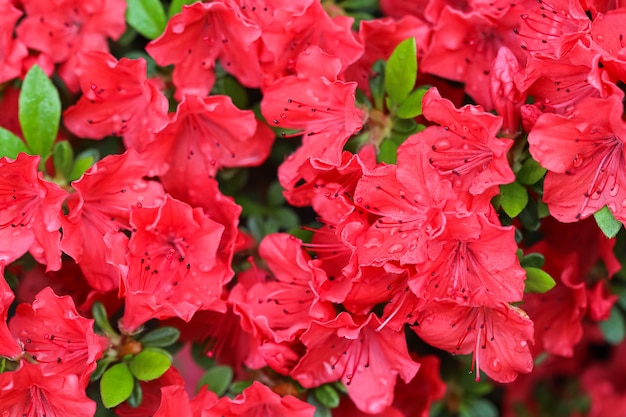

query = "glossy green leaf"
[[19, 65, 61, 160], [314, 384, 340, 409], [500, 181, 529, 218], [600, 306, 626, 345], [128, 348, 171, 381], [197, 366, 233, 395], [395, 88, 427, 119], [524, 267, 556, 294], [101, 363, 134, 408], [594, 205, 623, 238], [308, 393, 332, 417], [229, 380, 254, 395], [378, 140, 398, 164], [91, 356, 117, 382], [126, 0, 167, 39], [459, 398, 498, 417], [517, 157, 547, 185], [138, 327, 180, 348], [127, 380, 143, 408], [69, 149, 99, 182], [519, 253, 545, 269], [370, 60, 386, 111], [0, 127, 29, 159], [385, 38, 417, 108], [52, 141, 74, 179], [168, 0, 197, 17]]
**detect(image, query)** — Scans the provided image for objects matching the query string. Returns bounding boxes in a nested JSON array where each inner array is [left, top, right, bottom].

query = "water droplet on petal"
[[433, 140, 452, 151], [572, 153, 583, 167], [43, 333, 50, 339], [490, 357, 501, 371], [388, 244, 404, 254], [280, 113, 287, 119], [596, 35, 604, 42], [136, 202, 143, 208]]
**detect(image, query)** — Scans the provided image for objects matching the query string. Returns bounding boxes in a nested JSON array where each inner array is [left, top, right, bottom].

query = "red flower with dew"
[[121, 195, 227, 332], [409, 210, 526, 307], [230, 233, 334, 343], [262, 46, 365, 189], [146, 1, 262, 99], [0, 264, 21, 358], [413, 301, 534, 382], [0, 153, 67, 271], [60, 150, 165, 292], [141, 94, 273, 194], [420, 87, 515, 198], [291, 312, 420, 414], [16, 0, 126, 90], [0, 0, 28, 84], [0, 362, 95, 417], [63, 52, 169, 151], [202, 381, 315, 417], [259, 0, 363, 83], [528, 93, 626, 222], [9, 287, 108, 386]]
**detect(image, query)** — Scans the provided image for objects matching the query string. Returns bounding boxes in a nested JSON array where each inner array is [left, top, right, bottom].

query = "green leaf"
[[52, 141, 74, 179], [0, 127, 29, 159], [197, 366, 233, 395], [92, 301, 118, 338], [19, 65, 61, 160], [126, 0, 167, 39], [69, 149, 99, 182], [395, 88, 427, 119], [91, 356, 117, 382], [384, 38, 417, 108], [128, 348, 172, 381], [138, 327, 180, 348], [517, 157, 547, 185], [101, 363, 134, 408], [313, 384, 340, 409], [229, 380, 254, 395], [600, 305, 626, 345], [524, 267, 556, 294], [500, 181, 529, 218], [594, 205, 623, 238], [459, 398, 498, 417], [378, 139, 398, 164], [520, 253, 545, 269], [267, 181, 286, 207], [127, 380, 143, 408], [370, 60, 386, 111], [308, 393, 332, 417], [168, 0, 197, 17]]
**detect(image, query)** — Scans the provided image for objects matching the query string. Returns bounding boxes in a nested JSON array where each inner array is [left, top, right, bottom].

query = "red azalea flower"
[[528, 93, 626, 222], [490, 46, 527, 136], [63, 52, 169, 150], [409, 211, 526, 307], [61, 150, 165, 292], [9, 287, 108, 385], [259, 1, 363, 82], [0, 362, 95, 416], [0, 0, 28, 84], [0, 153, 67, 271], [0, 264, 21, 358], [413, 301, 534, 382], [146, 1, 262, 99], [291, 312, 420, 414], [203, 381, 315, 417], [230, 233, 334, 343], [141, 94, 272, 195], [116, 367, 187, 417], [262, 47, 365, 189], [121, 195, 227, 332], [16, 0, 126, 90], [420, 87, 515, 197], [420, 6, 523, 109]]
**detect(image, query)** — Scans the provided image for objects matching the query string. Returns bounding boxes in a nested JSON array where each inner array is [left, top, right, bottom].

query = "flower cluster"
[[0, 0, 625, 415]]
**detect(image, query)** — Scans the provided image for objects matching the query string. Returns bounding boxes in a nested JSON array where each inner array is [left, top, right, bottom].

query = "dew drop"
[[90, 84, 97, 90], [433, 139, 452, 151], [43, 333, 50, 339], [280, 113, 287, 119], [490, 357, 502, 371], [388, 244, 404, 254], [596, 34, 604, 42], [572, 153, 583, 167], [136, 202, 143, 208], [620, 199, 626, 208]]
